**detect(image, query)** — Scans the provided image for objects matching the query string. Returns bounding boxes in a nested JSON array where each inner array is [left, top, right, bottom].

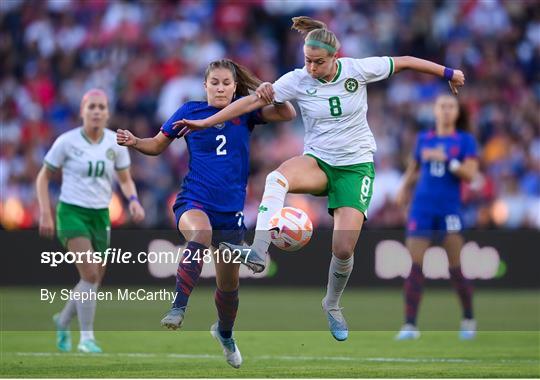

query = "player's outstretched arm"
[[393, 56, 465, 95], [258, 82, 296, 122], [261, 101, 296, 122], [176, 94, 268, 131], [117, 129, 172, 156], [36, 166, 55, 238]]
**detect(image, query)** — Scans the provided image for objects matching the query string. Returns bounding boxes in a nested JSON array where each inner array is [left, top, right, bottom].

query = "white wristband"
[[449, 159, 461, 173]]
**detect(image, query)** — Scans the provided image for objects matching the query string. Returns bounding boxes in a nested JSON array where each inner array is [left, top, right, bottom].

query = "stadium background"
[[1, 0, 539, 231]]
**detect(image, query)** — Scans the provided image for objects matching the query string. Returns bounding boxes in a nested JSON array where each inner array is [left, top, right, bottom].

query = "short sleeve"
[[350, 56, 394, 84], [160, 104, 188, 139], [43, 135, 66, 170], [115, 145, 131, 170], [273, 71, 298, 103], [413, 134, 423, 162], [461, 133, 479, 160]]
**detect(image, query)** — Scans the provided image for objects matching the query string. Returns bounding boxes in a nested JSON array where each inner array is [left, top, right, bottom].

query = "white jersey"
[[44, 127, 131, 209], [273, 56, 394, 166]]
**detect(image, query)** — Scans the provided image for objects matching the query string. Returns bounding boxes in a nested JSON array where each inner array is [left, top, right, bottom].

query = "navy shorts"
[[173, 199, 246, 247], [407, 207, 463, 241]]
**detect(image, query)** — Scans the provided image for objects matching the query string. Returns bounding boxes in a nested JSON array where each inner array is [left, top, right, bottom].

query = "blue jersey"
[[161, 100, 265, 212], [411, 130, 478, 213]]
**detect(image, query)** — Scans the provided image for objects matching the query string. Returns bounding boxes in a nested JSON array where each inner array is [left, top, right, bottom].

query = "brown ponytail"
[[204, 59, 262, 97], [291, 16, 340, 54]]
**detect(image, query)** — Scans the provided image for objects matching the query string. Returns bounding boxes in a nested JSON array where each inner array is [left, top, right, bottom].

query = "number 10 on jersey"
[[87, 160, 105, 177]]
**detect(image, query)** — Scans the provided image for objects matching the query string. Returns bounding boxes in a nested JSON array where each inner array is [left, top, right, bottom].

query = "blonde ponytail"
[[291, 16, 327, 35], [291, 16, 340, 55]]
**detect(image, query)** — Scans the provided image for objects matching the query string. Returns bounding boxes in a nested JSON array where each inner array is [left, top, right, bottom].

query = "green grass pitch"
[[1, 286, 539, 377]]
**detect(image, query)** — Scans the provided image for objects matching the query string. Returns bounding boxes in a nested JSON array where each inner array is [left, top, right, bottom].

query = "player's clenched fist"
[[116, 129, 137, 146], [255, 82, 274, 104], [449, 69, 465, 95]]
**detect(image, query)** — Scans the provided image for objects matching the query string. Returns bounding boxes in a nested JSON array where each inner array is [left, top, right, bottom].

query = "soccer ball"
[[269, 207, 313, 252]]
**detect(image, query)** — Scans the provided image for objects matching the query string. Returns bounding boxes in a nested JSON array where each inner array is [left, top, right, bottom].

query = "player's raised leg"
[[221, 155, 326, 273], [443, 232, 476, 340], [220, 170, 289, 273], [322, 207, 363, 341], [396, 237, 430, 340], [162, 209, 211, 330]]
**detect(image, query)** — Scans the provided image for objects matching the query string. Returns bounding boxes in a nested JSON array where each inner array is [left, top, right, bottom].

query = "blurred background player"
[[395, 94, 479, 340], [177, 16, 465, 342], [36, 89, 145, 353], [116, 59, 295, 368]]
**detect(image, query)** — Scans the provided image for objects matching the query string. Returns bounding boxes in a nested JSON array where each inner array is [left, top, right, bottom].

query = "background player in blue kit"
[[395, 94, 479, 340], [116, 59, 295, 368]]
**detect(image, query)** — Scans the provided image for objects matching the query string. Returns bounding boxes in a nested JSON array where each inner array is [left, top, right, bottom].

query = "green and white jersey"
[[44, 127, 131, 209], [273, 56, 394, 166]]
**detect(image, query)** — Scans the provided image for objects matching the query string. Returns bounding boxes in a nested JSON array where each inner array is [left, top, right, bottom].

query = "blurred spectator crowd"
[[1, 0, 539, 230]]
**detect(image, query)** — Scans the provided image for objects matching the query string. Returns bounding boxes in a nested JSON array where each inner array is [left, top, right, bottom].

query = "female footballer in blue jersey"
[[395, 94, 479, 340], [117, 59, 295, 368]]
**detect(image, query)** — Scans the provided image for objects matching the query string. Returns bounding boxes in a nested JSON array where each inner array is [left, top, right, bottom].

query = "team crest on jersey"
[[213, 123, 226, 130], [106, 148, 116, 161], [306, 88, 317, 96], [344, 78, 359, 93]]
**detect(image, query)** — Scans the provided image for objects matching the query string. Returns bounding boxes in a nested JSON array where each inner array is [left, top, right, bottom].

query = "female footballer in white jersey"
[[36, 89, 145, 353], [177, 16, 465, 341]]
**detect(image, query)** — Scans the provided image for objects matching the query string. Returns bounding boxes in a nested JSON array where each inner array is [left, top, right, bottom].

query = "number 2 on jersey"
[[216, 135, 227, 156], [328, 96, 342, 117]]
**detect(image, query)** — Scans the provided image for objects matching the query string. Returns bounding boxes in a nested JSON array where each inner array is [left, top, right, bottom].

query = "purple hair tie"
[[443, 67, 454, 81]]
